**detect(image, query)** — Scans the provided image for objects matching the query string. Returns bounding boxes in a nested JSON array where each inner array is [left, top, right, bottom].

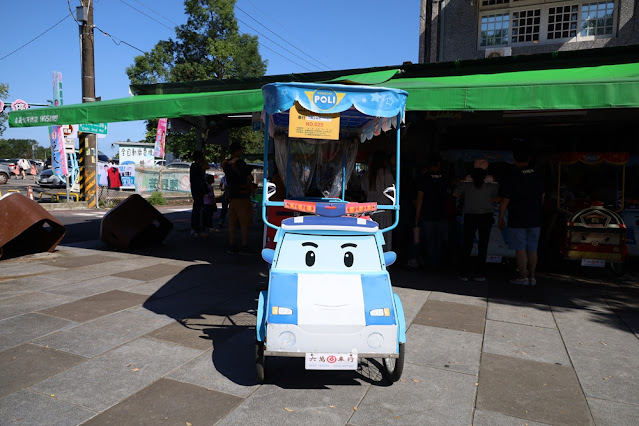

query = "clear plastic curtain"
[[274, 134, 358, 199]]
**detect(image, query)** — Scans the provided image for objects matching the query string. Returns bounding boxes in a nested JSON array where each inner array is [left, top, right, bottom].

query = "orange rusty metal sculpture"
[[0, 193, 66, 259], [100, 194, 173, 250]]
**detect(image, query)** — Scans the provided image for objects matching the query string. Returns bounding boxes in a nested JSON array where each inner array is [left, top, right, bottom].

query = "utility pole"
[[78, 0, 98, 208]]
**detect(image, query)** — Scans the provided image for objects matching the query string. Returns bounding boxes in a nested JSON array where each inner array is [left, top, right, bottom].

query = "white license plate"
[[486, 255, 502, 263], [581, 259, 605, 267], [305, 352, 358, 370]]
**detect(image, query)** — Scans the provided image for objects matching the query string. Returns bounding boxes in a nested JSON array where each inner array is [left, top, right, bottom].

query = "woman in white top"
[[361, 150, 395, 251], [18, 158, 30, 179]]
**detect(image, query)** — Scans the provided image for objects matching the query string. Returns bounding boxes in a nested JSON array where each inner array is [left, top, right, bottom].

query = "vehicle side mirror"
[[262, 248, 275, 264], [384, 251, 397, 267]]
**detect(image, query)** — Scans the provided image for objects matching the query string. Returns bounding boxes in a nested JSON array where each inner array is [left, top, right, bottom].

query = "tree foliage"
[[0, 83, 9, 136], [126, 0, 267, 162], [0, 138, 47, 159]]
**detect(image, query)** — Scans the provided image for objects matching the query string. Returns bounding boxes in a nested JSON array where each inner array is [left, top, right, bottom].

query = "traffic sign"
[[78, 123, 108, 134]]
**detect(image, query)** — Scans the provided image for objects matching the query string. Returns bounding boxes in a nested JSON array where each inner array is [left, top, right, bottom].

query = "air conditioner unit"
[[485, 47, 512, 58]]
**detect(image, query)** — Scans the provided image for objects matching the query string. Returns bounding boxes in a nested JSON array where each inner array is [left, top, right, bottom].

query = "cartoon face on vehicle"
[[275, 233, 383, 272]]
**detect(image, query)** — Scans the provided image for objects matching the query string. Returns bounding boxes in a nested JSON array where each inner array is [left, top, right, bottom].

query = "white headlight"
[[279, 331, 296, 348], [367, 332, 384, 349]]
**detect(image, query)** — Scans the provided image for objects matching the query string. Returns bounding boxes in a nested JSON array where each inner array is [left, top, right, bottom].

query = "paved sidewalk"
[[1, 217, 639, 425]]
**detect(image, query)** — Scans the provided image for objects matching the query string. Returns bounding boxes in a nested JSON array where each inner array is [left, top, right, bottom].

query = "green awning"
[[9, 61, 639, 128], [387, 62, 639, 111]]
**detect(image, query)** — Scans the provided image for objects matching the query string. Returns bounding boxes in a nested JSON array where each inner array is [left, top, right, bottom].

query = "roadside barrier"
[[0, 193, 66, 259], [100, 194, 173, 250]]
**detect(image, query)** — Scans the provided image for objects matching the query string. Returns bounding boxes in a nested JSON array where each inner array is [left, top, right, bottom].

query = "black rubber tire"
[[0, 173, 8, 185], [255, 340, 266, 383], [382, 342, 405, 382], [609, 261, 625, 277]]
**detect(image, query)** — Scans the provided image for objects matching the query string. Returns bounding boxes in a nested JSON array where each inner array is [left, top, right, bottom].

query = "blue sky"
[[1, 0, 420, 158]]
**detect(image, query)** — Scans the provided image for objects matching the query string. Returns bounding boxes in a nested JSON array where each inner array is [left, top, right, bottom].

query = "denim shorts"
[[508, 227, 541, 252]]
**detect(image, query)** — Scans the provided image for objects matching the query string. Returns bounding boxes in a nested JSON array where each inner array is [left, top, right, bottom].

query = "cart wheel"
[[255, 340, 266, 383], [609, 261, 625, 277], [382, 342, 405, 382]]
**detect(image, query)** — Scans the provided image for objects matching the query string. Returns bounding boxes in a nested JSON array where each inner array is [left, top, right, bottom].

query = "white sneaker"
[[509, 277, 530, 286], [528, 278, 537, 286]]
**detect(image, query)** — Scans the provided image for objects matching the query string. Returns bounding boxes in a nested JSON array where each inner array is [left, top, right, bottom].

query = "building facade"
[[419, 0, 639, 62]]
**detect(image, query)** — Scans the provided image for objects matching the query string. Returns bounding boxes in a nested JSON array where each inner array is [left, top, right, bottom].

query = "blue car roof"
[[281, 215, 378, 234]]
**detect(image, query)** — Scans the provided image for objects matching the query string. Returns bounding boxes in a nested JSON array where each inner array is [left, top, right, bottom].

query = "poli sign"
[[306, 89, 346, 112]]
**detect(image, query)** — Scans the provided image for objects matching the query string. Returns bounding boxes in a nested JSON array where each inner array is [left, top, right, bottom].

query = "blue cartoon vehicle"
[[255, 82, 408, 383]]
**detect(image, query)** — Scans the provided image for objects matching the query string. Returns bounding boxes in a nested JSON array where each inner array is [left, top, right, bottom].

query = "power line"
[[119, 0, 174, 31], [93, 25, 146, 54], [0, 15, 71, 62], [130, 0, 180, 27], [234, 16, 318, 72], [235, 5, 331, 71]]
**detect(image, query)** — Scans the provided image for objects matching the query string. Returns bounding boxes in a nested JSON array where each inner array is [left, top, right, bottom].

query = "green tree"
[[0, 138, 39, 158], [0, 83, 8, 136], [126, 0, 267, 161]]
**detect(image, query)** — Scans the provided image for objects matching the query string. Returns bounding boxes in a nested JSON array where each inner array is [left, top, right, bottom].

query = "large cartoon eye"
[[305, 251, 316, 267], [344, 251, 354, 267]]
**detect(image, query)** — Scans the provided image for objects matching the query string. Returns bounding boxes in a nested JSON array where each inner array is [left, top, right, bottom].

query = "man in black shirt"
[[414, 152, 450, 270], [498, 148, 545, 286], [222, 142, 255, 254]]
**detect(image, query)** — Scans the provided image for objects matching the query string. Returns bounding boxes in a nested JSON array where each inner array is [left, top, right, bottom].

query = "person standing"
[[222, 142, 255, 254], [361, 150, 395, 251], [18, 158, 30, 179], [189, 151, 208, 237], [498, 147, 545, 286], [414, 152, 450, 270], [454, 159, 500, 282]]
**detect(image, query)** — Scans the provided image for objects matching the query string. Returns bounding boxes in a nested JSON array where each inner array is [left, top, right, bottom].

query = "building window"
[[580, 1, 615, 36], [512, 9, 541, 43], [548, 4, 579, 40], [479, 0, 616, 48], [480, 13, 510, 46]]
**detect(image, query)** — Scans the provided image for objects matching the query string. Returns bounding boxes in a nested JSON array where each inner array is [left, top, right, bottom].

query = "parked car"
[[166, 161, 191, 169], [0, 158, 20, 173], [35, 169, 66, 188], [0, 164, 10, 184]]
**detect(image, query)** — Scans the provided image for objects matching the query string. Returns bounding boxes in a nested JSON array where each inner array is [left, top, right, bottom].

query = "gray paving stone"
[[37, 263, 124, 284], [29, 337, 203, 411], [218, 369, 369, 426], [428, 289, 488, 308], [0, 262, 64, 278], [34, 308, 174, 357], [483, 319, 570, 365], [0, 389, 96, 426], [0, 275, 67, 301], [42, 275, 143, 298], [110, 263, 186, 281], [0, 313, 76, 352], [392, 286, 430, 326], [0, 344, 85, 398], [144, 317, 223, 351], [350, 362, 477, 425], [587, 397, 639, 426], [41, 254, 120, 269], [168, 328, 260, 397], [550, 298, 639, 405], [119, 275, 186, 296], [412, 299, 486, 334], [38, 290, 148, 323], [405, 323, 483, 375], [476, 353, 594, 425], [83, 378, 243, 426], [487, 298, 556, 328], [473, 409, 551, 426], [0, 292, 75, 321]]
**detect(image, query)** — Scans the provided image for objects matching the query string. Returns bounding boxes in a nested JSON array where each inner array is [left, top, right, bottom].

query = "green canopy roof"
[[8, 59, 639, 129]]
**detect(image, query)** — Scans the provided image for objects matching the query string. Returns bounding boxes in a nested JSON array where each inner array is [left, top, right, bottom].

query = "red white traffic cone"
[[28, 185, 34, 200]]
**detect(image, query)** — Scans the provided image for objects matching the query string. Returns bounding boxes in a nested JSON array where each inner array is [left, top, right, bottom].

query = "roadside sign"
[[0, 100, 4, 112], [78, 123, 108, 135], [11, 99, 29, 111]]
